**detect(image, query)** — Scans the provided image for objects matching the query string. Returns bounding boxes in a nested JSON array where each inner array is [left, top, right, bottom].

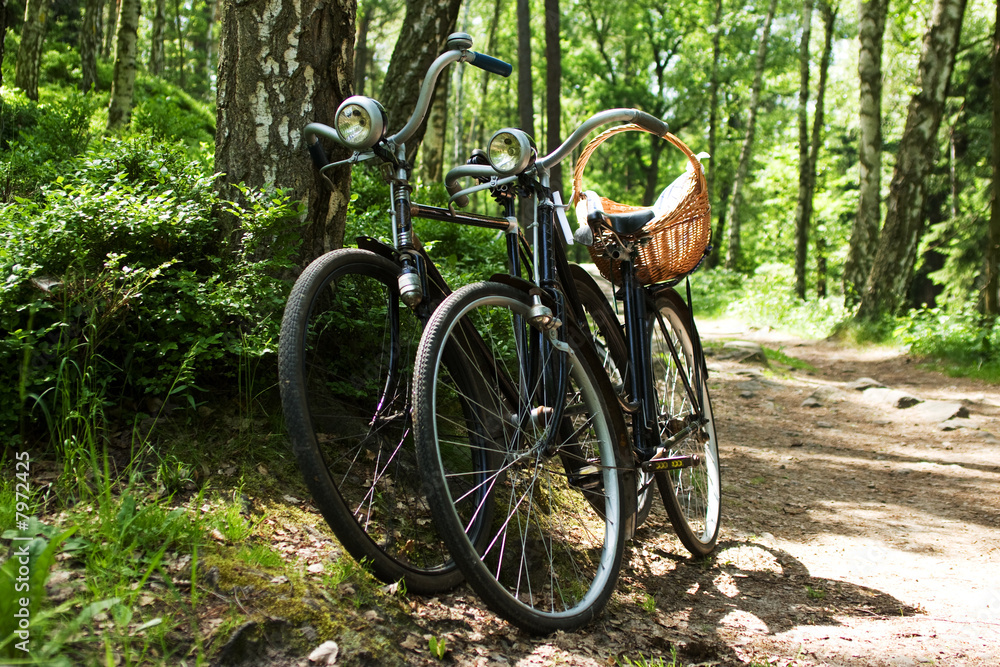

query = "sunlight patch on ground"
[[716, 544, 783, 574], [718, 608, 769, 634]]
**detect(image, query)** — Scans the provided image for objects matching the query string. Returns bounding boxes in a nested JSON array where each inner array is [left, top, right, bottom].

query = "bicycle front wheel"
[[649, 289, 721, 556], [413, 282, 630, 633], [278, 248, 461, 593]]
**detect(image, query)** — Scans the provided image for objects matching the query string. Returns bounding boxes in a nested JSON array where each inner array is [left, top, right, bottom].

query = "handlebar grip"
[[630, 111, 669, 137], [446, 181, 470, 208], [307, 140, 331, 169], [467, 51, 513, 77]]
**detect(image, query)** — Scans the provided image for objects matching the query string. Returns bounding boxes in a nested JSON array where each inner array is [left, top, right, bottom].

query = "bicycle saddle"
[[602, 208, 655, 236]]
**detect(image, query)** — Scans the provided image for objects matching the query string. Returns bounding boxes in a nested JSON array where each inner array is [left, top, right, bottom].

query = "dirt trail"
[[394, 317, 1000, 667]]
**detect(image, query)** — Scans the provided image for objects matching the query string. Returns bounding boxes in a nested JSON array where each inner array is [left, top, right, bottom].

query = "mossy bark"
[[214, 0, 355, 263]]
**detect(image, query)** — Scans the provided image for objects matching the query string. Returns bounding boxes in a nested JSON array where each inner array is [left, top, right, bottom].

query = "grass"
[[618, 646, 680, 666], [0, 388, 409, 665]]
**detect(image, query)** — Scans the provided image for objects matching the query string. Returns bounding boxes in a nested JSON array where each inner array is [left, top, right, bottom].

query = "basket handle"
[[571, 124, 706, 207]]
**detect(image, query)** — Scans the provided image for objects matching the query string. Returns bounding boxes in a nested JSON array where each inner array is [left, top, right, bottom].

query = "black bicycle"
[[278, 33, 516, 594], [411, 111, 720, 632]]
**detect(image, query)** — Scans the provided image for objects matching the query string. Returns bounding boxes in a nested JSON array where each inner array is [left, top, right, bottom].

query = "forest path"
[[393, 309, 1000, 666]]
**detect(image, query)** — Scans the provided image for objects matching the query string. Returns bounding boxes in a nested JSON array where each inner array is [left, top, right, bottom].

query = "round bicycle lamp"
[[487, 129, 535, 175], [335, 96, 387, 150]]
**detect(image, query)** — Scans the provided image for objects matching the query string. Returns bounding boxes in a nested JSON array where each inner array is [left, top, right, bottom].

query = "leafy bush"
[[894, 307, 1000, 380], [724, 263, 848, 338], [131, 75, 216, 151], [0, 134, 302, 448], [0, 88, 99, 198]]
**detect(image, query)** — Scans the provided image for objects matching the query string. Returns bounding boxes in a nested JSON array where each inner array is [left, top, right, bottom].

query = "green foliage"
[[131, 75, 216, 151], [894, 307, 1000, 382], [1, 87, 100, 199], [725, 264, 848, 338], [0, 520, 80, 662], [618, 648, 679, 667], [806, 585, 826, 600], [428, 635, 447, 661], [0, 133, 303, 449]]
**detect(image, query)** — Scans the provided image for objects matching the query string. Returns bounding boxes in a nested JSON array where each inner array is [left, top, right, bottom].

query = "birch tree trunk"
[[205, 0, 218, 86], [380, 0, 462, 159], [103, 0, 119, 58], [14, 0, 53, 100], [793, 0, 814, 299], [215, 0, 355, 262], [80, 0, 102, 92], [855, 0, 969, 321], [986, 0, 1000, 316], [0, 0, 6, 89], [844, 0, 888, 305], [724, 0, 777, 270], [149, 0, 166, 76], [811, 1, 836, 298], [421, 74, 448, 182], [545, 0, 562, 195], [106, 0, 141, 130], [172, 0, 186, 87], [517, 0, 534, 138], [707, 0, 724, 268]]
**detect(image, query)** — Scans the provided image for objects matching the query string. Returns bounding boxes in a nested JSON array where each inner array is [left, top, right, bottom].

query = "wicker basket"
[[571, 124, 711, 285]]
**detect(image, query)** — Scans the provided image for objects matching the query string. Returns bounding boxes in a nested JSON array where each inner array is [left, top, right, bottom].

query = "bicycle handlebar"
[[303, 33, 511, 162], [536, 109, 668, 170], [444, 109, 668, 207]]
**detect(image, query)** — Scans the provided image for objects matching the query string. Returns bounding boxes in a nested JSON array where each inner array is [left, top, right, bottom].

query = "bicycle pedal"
[[641, 454, 701, 473]]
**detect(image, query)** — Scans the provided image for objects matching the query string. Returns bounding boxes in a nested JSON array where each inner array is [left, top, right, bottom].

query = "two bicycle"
[[278, 33, 720, 634]]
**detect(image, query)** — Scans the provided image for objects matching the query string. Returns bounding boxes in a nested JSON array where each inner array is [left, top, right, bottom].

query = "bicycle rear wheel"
[[413, 282, 630, 633], [278, 248, 461, 593], [648, 289, 721, 556]]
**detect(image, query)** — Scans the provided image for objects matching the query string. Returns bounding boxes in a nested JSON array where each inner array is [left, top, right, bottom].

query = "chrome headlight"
[[487, 129, 535, 175], [335, 96, 387, 150]]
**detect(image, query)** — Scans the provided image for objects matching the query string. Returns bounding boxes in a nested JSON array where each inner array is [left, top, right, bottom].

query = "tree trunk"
[[106, 0, 140, 130], [545, 0, 562, 195], [516, 0, 534, 138], [421, 74, 448, 182], [150, 0, 166, 76], [706, 0, 724, 268], [205, 0, 218, 86], [808, 2, 836, 297], [14, 0, 53, 101], [844, 0, 888, 305], [793, 0, 814, 299], [80, 0, 102, 92], [0, 0, 6, 89], [103, 0, 119, 58], [816, 236, 828, 298], [215, 0, 355, 262], [463, 0, 502, 154], [855, 0, 969, 321], [380, 0, 462, 159], [724, 0, 777, 270], [986, 0, 1000, 317], [172, 0, 186, 87], [354, 4, 373, 95]]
